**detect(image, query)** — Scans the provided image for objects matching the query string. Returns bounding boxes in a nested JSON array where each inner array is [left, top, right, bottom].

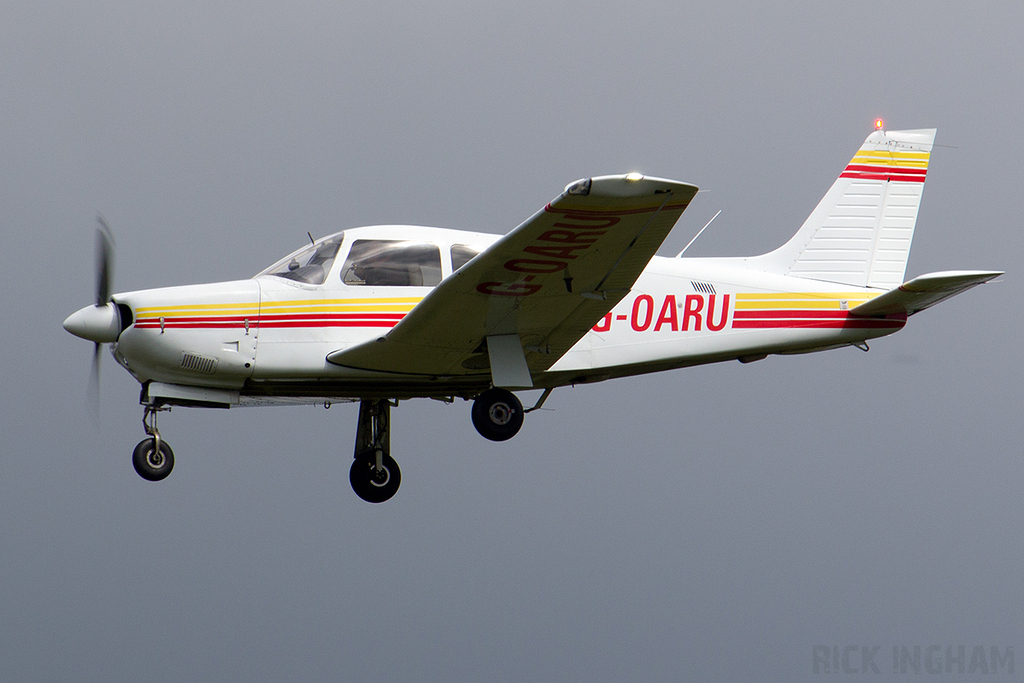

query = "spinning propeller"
[[63, 216, 125, 406]]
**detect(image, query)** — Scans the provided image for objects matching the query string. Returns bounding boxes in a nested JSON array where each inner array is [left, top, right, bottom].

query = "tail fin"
[[749, 128, 937, 289]]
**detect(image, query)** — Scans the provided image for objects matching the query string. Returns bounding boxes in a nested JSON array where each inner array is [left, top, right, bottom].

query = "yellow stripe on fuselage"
[[135, 302, 259, 313], [136, 296, 423, 317], [260, 297, 421, 313], [733, 292, 880, 310], [261, 304, 418, 314]]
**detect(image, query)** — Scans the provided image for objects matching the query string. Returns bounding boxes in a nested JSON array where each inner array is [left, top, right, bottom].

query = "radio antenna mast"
[[676, 210, 721, 257]]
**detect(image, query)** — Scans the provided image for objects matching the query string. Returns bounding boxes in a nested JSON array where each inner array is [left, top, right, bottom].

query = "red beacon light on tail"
[[874, 118, 884, 130]]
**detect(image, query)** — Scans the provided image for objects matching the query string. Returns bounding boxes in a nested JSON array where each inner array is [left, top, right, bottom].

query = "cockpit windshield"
[[259, 234, 344, 285]]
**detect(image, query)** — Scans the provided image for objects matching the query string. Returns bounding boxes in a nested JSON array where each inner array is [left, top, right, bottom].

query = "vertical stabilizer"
[[749, 128, 936, 289]]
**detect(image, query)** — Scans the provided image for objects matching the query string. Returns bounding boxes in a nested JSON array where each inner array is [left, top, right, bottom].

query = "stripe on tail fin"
[[750, 128, 937, 289]]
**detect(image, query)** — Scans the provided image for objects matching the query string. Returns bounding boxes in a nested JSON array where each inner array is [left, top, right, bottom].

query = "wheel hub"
[[146, 449, 165, 468], [369, 465, 391, 487], [488, 403, 512, 425]]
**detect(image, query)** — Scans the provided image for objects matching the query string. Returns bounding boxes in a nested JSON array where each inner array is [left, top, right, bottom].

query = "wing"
[[327, 174, 698, 386], [849, 270, 1003, 317]]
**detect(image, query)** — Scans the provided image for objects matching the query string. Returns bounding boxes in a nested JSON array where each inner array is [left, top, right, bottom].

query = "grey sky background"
[[2, 1, 1021, 680]]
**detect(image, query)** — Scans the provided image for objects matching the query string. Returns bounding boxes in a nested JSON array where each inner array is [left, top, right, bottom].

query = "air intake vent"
[[181, 352, 218, 374], [691, 281, 716, 294]]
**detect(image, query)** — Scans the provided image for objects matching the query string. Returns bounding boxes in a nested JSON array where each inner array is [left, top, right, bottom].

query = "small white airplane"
[[64, 126, 1001, 502]]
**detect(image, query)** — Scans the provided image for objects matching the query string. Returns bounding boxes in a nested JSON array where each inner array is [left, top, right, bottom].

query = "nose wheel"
[[133, 405, 174, 481], [350, 399, 401, 503], [350, 451, 401, 503]]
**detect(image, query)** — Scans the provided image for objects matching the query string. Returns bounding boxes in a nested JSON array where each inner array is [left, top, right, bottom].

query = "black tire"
[[132, 438, 174, 481], [471, 388, 524, 441], [349, 452, 402, 503]]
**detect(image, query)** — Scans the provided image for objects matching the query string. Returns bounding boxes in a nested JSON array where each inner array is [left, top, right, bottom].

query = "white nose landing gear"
[[349, 399, 401, 503], [133, 405, 174, 481]]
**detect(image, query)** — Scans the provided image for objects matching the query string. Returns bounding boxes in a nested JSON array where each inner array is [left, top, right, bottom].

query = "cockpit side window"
[[341, 240, 442, 287], [260, 235, 344, 285], [451, 244, 481, 272]]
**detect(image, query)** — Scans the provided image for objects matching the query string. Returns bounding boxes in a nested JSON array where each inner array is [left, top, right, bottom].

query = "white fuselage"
[[109, 224, 903, 403]]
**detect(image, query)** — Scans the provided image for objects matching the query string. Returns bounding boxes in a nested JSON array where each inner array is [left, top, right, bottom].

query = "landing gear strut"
[[349, 399, 401, 503], [133, 405, 174, 481], [471, 388, 524, 441]]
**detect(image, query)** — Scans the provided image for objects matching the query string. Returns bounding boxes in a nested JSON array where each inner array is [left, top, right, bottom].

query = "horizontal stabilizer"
[[849, 270, 1003, 317]]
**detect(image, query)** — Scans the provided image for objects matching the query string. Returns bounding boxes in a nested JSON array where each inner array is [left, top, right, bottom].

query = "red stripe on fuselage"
[[731, 319, 905, 329], [733, 309, 851, 320], [732, 307, 906, 329]]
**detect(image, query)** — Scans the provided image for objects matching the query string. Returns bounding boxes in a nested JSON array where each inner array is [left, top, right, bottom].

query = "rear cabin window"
[[341, 240, 443, 287], [451, 244, 481, 272]]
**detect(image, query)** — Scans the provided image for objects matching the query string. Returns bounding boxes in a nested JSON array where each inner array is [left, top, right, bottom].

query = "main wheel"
[[349, 452, 402, 503], [471, 388, 524, 441], [132, 438, 174, 481]]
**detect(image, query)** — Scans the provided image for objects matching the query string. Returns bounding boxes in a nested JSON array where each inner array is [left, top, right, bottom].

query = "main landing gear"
[[350, 399, 401, 503], [345, 390, 526, 503], [133, 405, 174, 481], [471, 388, 524, 441]]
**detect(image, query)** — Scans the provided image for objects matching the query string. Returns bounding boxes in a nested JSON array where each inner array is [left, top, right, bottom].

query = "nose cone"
[[63, 303, 122, 343]]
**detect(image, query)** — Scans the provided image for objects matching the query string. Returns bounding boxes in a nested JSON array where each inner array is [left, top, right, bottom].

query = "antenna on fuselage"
[[307, 231, 315, 245], [676, 209, 721, 257]]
